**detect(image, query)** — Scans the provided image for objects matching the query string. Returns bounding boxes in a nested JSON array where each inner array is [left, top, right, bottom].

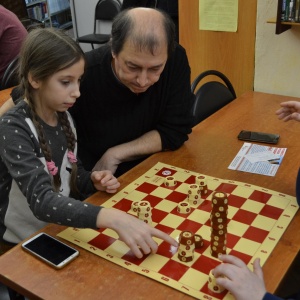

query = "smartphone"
[[237, 130, 280, 144], [22, 232, 79, 269]]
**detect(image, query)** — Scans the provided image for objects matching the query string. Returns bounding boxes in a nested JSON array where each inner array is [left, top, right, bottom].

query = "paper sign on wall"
[[199, 0, 238, 32]]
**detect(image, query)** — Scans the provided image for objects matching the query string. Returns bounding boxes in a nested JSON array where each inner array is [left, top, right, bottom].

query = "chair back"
[[0, 56, 19, 91], [94, 0, 121, 31], [191, 70, 236, 126]]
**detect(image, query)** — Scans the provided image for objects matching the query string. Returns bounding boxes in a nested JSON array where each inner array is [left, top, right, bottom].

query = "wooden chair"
[[190, 70, 236, 126]]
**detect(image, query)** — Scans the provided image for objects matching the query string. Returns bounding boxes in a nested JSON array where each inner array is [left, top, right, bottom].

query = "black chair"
[[76, 0, 121, 49], [190, 70, 236, 126], [0, 56, 19, 91]]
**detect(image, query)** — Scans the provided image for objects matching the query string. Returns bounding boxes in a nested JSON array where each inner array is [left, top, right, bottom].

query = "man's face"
[[112, 40, 168, 94]]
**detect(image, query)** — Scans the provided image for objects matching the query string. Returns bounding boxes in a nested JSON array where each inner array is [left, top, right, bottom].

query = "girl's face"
[[31, 58, 85, 123]]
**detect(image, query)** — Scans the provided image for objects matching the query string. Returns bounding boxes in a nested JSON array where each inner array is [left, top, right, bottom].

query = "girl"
[[0, 28, 177, 258]]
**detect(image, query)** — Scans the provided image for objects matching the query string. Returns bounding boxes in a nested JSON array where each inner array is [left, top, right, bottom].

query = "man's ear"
[[28, 72, 40, 89]]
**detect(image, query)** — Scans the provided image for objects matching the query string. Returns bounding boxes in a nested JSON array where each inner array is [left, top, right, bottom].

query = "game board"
[[58, 162, 298, 299]]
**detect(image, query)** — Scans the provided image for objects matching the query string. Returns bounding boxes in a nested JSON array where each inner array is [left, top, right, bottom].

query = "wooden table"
[[0, 87, 12, 107], [0, 91, 299, 299]]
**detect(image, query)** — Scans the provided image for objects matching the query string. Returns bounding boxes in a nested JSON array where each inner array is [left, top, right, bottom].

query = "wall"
[[179, 0, 257, 97], [255, 0, 300, 97]]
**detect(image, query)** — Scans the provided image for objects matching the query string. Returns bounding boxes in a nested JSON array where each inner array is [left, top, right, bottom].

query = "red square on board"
[[259, 204, 284, 220], [157, 241, 176, 258], [89, 233, 116, 250], [121, 251, 147, 265], [226, 233, 240, 249], [177, 219, 203, 233], [165, 190, 188, 203], [154, 223, 176, 235], [191, 255, 220, 275], [231, 209, 257, 225], [215, 182, 238, 194], [243, 226, 269, 243], [249, 190, 272, 204], [142, 194, 163, 207], [151, 208, 169, 223], [228, 194, 248, 208], [159, 259, 189, 281], [112, 198, 132, 211], [199, 200, 212, 212], [136, 182, 158, 194], [184, 175, 197, 184]]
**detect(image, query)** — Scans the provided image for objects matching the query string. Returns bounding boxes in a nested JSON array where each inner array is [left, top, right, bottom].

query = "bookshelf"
[[267, 0, 300, 34], [25, 0, 72, 29]]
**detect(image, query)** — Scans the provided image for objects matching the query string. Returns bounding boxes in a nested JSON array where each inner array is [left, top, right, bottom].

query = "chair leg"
[[91, 44, 94, 49]]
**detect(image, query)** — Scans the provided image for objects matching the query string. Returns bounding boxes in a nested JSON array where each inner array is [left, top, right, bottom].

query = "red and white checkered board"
[[58, 162, 298, 300]]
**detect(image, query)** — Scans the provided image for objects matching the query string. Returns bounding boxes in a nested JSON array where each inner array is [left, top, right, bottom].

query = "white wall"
[[255, 0, 300, 97]]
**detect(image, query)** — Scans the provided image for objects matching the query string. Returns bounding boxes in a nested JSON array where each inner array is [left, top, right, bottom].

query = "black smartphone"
[[22, 232, 79, 269], [237, 130, 280, 144]]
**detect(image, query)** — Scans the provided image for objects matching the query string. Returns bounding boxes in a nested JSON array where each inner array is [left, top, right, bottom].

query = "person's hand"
[[92, 148, 121, 175], [276, 101, 300, 122], [213, 254, 266, 300], [91, 170, 120, 193], [96, 208, 178, 258]]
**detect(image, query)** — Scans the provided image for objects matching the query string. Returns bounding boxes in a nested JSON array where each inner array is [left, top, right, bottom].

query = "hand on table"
[[96, 208, 178, 258], [213, 254, 266, 300], [276, 101, 300, 122], [91, 170, 120, 193]]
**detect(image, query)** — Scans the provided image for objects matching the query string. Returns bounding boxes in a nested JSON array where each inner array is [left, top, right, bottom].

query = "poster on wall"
[[199, 0, 238, 32]]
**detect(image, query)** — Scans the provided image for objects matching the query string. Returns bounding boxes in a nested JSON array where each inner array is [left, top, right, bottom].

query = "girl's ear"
[[28, 72, 40, 89]]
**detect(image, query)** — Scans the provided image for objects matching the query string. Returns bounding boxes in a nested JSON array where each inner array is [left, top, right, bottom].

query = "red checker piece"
[[179, 231, 195, 245]]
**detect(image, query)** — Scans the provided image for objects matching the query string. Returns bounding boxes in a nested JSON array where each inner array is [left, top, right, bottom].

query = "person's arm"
[[156, 44, 194, 151], [92, 130, 161, 173], [276, 100, 300, 122]]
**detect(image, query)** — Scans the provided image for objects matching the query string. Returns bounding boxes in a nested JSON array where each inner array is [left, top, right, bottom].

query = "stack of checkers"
[[137, 201, 152, 225], [195, 175, 208, 196], [210, 191, 228, 258], [178, 231, 195, 262], [188, 184, 203, 206]]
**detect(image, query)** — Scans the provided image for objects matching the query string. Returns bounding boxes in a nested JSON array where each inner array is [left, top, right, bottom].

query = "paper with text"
[[228, 143, 286, 176]]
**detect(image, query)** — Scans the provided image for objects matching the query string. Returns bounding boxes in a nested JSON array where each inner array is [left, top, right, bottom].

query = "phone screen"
[[22, 233, 79, 268], [237, 130, 280, 144]]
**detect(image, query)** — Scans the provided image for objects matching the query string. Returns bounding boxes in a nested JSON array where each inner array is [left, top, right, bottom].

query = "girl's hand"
[[91, 170, 120, 193]]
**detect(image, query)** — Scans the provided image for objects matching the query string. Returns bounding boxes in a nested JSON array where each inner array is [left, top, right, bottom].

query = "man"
[[70, 7, 194, 176], [3, 8, 194, 177], [0, 5, 27, 86]]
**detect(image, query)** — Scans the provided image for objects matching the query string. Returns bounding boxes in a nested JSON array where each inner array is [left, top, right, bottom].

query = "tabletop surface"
[[0, 91, 299, 299], [0, 87, 12, 105]]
